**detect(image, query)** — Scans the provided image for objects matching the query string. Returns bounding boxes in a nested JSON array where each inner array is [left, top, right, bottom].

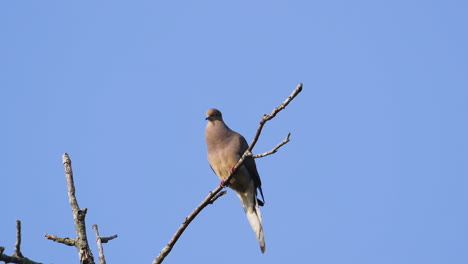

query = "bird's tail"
[[240, 192, 266, 253]]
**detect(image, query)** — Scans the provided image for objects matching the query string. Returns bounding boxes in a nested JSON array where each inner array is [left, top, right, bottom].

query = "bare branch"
[[45, 153, 95, 264], [0, 253, 42, 264], [152, 83, 303, 264], [91, 224, 117, 264], [92, 225, 105, 264], [253, 132, 291, 158], [248, 83, 302, 153], [92, 225, 109, 264], [44, 234, 76, 246], [209, 190, 227, 204], [100, 235, 118, 244], [0, 220, 43, 264], [152, 190, 225, 264], [13, 220, 23, 258]]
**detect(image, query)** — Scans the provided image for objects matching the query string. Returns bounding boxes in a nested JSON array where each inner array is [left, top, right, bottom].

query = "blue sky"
[[1, 1, 467, 263]]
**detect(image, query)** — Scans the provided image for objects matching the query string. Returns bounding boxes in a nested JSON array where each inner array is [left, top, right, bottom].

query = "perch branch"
[[44, 153, 95, 264], [253, 132, 291, 158], [0, 220, 43, 264], [152, 83, 302, 264]]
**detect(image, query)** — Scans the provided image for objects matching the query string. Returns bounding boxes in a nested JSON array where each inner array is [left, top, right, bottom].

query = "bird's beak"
[[205, 116, 209, 120]]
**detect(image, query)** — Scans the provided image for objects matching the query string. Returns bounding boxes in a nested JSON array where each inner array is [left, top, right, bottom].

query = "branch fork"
[[153, 83, 303, 264], [44, 153, 117, 264], [0, 220, 43, 264]]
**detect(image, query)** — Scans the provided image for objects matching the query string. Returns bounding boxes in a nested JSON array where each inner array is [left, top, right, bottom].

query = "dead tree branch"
[[99, 234, 118, 244], [0, 220, 42, 264], [44, 235, 76, 246], [14, 220, 23, 258], [44, 153, 96, 264], [92, 225, 105, 264], [92, 225, 116, 264], [152, 83, 303, 264]]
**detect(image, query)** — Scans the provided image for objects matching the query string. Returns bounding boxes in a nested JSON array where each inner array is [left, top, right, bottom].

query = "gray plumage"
[[205, 108, 266, 253]]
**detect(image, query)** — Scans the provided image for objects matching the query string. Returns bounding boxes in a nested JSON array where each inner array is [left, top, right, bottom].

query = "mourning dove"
[[205, 108, 266, 253]]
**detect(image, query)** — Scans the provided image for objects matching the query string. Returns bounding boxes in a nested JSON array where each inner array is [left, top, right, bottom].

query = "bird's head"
[[205, 108, 223, 122]]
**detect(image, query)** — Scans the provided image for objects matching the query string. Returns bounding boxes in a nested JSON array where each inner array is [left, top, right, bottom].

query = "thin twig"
[[152, 83, 302, 264], [253, 132, 291, 158], [248, 83, 302, 153], [209, 190, 227, 204]]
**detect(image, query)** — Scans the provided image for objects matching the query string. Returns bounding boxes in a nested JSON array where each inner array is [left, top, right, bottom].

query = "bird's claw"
[[219, 180, 226, 187]]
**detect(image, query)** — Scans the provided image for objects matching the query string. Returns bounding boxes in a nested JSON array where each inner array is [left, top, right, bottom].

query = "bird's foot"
[[229, 166, 236, 175], [219, 180, 226, 187]]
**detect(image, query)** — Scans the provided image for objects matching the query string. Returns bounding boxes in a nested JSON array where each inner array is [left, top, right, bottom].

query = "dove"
[[205, 108, 266, 253]]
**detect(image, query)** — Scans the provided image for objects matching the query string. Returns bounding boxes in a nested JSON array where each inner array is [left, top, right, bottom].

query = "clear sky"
[[1, 1, 467, 263]]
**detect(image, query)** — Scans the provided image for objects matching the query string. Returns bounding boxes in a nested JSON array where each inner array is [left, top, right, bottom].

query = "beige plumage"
[[205, 108, 266, 253]]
